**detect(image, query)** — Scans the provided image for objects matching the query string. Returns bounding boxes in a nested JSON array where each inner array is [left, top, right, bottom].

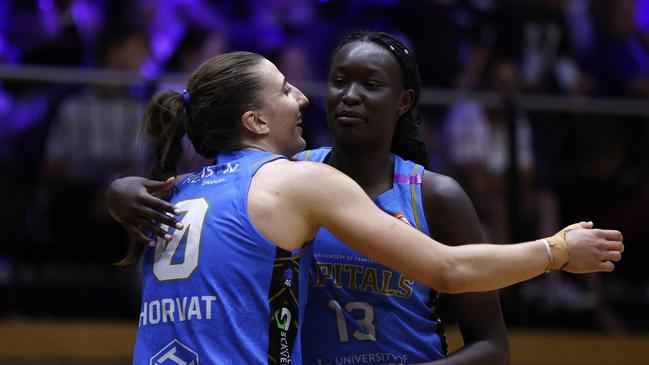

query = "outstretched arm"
[[259, 160, 623, 294]]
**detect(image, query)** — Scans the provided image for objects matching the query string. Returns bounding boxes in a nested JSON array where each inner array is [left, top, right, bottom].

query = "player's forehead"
[[330, 41, 401, 80], [255, 59, 286, 92]]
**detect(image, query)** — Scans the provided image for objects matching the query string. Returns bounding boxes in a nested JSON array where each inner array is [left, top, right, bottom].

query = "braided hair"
[[332, 31, 428, 167]]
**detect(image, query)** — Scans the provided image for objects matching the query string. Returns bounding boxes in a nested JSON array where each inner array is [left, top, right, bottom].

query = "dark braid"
[[333, 31, 428, 167]]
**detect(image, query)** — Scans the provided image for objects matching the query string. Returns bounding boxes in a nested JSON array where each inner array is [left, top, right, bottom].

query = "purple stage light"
[[38, 0, 55, 12]]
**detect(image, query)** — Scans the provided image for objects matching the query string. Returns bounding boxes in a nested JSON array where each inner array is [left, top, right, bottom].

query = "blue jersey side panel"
[[298, 147, 445, 365], [133, 150, 312, 365]]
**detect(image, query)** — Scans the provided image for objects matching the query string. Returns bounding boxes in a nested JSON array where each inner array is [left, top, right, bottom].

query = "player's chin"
[[286, 137, 307, 157], [295, 137, 306, 152]]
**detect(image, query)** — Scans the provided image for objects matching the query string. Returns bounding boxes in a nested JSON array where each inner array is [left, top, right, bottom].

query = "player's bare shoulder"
[[421, 170, 483, 244], [255, 159, 342, 186], [252, 159, 352, 207], [421, 170, 469, 207]]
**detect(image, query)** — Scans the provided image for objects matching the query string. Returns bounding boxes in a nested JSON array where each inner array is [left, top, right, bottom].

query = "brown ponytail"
[[119, 51, 267, 266], [141, 91, 188, 181]]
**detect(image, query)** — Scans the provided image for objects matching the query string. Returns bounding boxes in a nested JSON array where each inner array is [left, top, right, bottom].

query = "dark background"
[[1, 0, 648, 338]]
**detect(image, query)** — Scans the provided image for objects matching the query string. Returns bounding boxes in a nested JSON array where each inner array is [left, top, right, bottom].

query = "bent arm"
[[105, 175, 193, 243], [293, 162, 621, 294]]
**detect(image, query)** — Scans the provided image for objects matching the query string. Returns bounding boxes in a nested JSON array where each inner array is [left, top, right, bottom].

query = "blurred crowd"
[[1, 0, 648, 333]]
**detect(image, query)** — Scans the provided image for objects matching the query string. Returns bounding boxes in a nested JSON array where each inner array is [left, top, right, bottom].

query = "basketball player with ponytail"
[[108, 43, 623, 364]]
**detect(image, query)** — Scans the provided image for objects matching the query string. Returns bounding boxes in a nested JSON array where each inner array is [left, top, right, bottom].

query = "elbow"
[[482, 347, 510, 365], [486, 337, 510, 365], [428, 261, 471, 294], [488, 327, 511, 364], [437, 276, 471, 294], [492, 338, 511, 365], [502, 347, 511, 365]]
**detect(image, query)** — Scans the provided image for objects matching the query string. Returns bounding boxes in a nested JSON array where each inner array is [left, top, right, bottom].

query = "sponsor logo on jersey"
[[272, 307, 293, 363], [283, 268, 293, 287], [149, 339, 199, 365], [268, 248, 300, 364], [183, 162, 239, 184], [391, 212, 412, 226], [274, 307, 292, 331]]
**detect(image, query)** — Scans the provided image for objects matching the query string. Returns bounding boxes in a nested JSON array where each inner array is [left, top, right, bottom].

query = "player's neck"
[[328, 144, 394, 199]]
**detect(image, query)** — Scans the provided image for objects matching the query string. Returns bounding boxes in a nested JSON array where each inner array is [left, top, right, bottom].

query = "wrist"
[[540, 239, 553, 273], [544, 229, 570, 271]]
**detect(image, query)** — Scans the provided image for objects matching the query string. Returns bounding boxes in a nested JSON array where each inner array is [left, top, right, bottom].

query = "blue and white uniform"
[[133, 150, 312, 365], [297, 147, 446, 365]]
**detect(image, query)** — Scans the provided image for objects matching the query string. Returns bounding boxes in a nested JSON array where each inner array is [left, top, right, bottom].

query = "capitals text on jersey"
[[310, 262, 414, 298]]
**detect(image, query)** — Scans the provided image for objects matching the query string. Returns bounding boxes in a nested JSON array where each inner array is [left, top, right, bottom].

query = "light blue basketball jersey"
[[133, 150, 313, 365], [297, 147, 446, 365]]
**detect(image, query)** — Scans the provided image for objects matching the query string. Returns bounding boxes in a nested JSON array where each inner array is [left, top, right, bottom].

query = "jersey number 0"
[[153, 198, 209, 281]]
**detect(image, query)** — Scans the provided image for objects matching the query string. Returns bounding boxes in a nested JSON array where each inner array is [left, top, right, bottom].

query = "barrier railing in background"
[[2, 63, 649, 116], [2, 64, 648, 365]]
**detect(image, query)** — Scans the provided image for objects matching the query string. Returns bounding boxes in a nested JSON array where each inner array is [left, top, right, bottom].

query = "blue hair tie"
[[181, 89, 191, 106]]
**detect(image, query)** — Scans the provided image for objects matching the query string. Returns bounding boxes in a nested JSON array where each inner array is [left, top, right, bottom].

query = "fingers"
[[141, 176, 170, 187], [595, 229, 623, 242], [135, 218, 172, 242], [562, 221, 593, 232], [596, 261, 615, 272], [140, 205, 183, 229], [603, 240, 624, 253], [603, 250, 622, 262], [563, 226, 624, 274], [150, 199, 182, 218], [137, 191, 180, 216], [572, 221, 593, 229], [126, 225, 157, 247], [146, 176, 176, 193]]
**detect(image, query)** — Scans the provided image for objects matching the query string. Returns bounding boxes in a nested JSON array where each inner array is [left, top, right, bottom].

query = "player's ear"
[[241, 110, 270, 135]]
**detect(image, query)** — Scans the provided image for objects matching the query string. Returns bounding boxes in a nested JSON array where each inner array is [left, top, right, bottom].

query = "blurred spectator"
[[163, 28, 231, 173], [585, 0, 649, 98], [442, 99, 537, 243], [488, 0, 588, 94], [166, 29, 230, 73], [275, 39, 315, 82], [274, 37, 330, 149], [42, 28, 149, 182], [38, 27, 150, 267], [145, 0, 227, 75], [1, 1, 84, 288], [396, 0, 482, 88]]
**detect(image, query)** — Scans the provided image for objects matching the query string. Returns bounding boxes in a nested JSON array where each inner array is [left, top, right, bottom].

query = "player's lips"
[[335, 110, 366, 125]]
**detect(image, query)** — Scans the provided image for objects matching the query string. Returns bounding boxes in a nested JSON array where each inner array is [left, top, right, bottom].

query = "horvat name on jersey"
[[139, 295, 217, 327]]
